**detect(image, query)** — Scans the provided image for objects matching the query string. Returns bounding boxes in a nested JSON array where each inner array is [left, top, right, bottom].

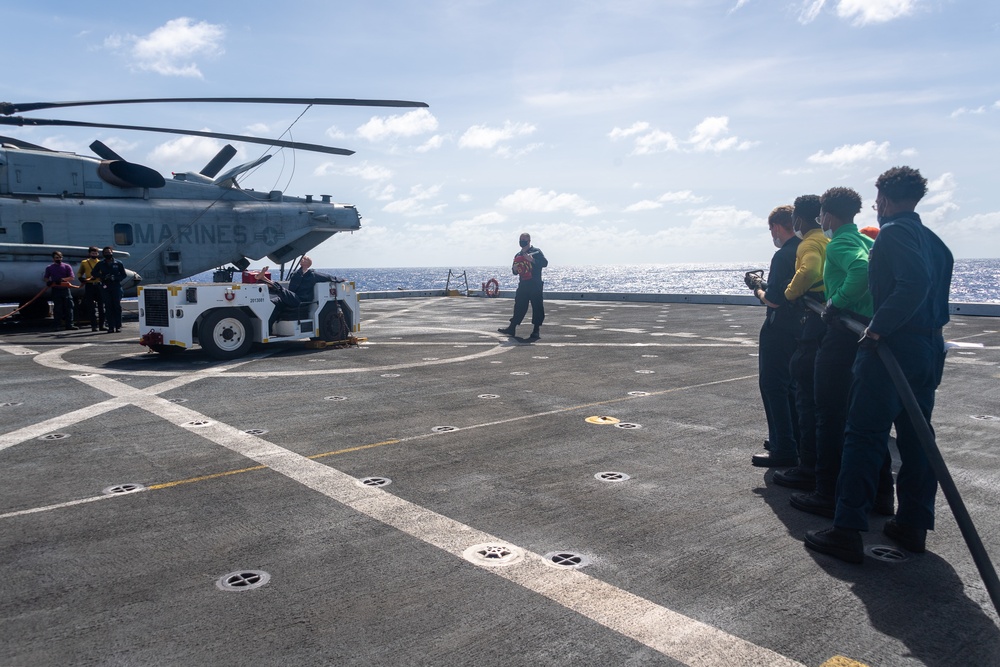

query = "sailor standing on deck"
[[763, 197, 828, 487], [747, 206, 801, 467], [79, 246, 106, 332], [498, 233, 548, 340], [43, 251, 77, 330], [805, 166, 953, 563], [92, 247, 127, 334], [789, 187, 893, 519]]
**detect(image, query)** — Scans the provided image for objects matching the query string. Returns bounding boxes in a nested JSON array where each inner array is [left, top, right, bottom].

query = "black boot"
[[528, 327, 540, 340], [497, 326, 516, 336]]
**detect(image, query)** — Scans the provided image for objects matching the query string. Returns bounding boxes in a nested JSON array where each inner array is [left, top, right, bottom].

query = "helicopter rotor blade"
[[0, 116, 354, 156], [1, 97, 428, 116]]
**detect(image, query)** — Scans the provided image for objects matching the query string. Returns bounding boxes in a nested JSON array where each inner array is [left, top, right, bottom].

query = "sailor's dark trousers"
[[790, 310, 825, 472], [510, 280, 544, 328], [834, 330, 944, 531], [757, 318, 798, 459], [813, 324, 893, 501]]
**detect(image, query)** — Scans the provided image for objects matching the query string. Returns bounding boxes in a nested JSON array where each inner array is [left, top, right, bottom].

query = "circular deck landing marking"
[[595, 471, 631, 482], [543, 551, 591, 569], [478, 394, 499, 399], [102, 483, 146, 495], [432, 425, 458, 433], [183, 420, 213, 428], [216, 570, 271, 591], [866, 545, 909, 562], [971, 415, 999, 421], [463, 543, 524, 567], [324, 396, 347, 401], [615, 422, 642, 430], [627, 391, 649, 396], [38, 433, 70, 441], [357, 476, 392, 487], [0, 401, 24, 407], [244, 428, 268, 436], [586, 415, 620, 425]]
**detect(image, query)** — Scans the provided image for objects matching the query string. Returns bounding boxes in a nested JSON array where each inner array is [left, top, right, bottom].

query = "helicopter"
[[0, 96, 428, 318]]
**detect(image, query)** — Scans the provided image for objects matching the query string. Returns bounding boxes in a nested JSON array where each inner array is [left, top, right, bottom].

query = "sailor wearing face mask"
[[92, 247, 127, 333], [43, 251, 77, 330], [497, 232, 548, 340]]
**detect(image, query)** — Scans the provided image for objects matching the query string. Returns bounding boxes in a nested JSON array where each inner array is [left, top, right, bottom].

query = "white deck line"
[[49, 369, 805, 667]]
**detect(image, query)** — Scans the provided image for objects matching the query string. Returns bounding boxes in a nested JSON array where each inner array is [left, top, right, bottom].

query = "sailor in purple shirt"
[[43, 251, 78, 330]]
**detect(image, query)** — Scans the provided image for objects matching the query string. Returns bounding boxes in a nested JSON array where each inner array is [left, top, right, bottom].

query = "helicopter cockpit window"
[[22, 221, 43, 244], [114, 224, 134, 246]]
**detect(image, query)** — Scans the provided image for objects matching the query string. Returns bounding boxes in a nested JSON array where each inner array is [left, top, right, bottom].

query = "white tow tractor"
[[137, 273, 359, 359]]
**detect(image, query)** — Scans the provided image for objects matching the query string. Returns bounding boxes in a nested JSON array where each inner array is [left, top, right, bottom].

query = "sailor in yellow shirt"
[[770, 195, 828, 491], [78, 246, 106, 332]]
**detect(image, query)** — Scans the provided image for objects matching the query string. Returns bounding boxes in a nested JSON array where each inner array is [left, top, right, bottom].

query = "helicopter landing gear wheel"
[[319, 302, 351, 343], [199, 309, 253, 359]]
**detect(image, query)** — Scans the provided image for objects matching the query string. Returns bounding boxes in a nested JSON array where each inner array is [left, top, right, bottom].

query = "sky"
[[2, 0, 999, 269]]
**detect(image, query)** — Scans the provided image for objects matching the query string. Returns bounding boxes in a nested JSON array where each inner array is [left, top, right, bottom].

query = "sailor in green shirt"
[[790, 187, 893, 519]]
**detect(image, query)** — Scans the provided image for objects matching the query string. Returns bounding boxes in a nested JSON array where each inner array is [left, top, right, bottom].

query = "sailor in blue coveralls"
[[805, 166, 953, 563]]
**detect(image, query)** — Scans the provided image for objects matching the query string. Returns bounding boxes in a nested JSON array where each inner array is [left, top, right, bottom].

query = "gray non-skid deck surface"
[[1, 297, 999, 666]]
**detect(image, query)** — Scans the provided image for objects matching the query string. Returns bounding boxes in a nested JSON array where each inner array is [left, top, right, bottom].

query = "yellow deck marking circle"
[[819, 657, 870, 667], [586, 415, 621, 425]]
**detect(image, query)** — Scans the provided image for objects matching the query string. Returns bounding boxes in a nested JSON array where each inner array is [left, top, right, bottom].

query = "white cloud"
[[609, 122, 651, 140], [687, 116, 756, 152], [610, 117, 754, 155], [624, 200, 663, 213], [922, 172, 959, 219], [626, 190, 708, 212], [149, 134, 225, 165], [346, 163, 393, 181], [325, 125, 347, 140], [806, 140, 890, 167], [497, 188, 599, 216], [729, 0, 752, 14], [950, 106, 988, 118], [383, 184, 445, 216], [459, 121, 536, 150], [799, 0, 917, 26], [416, 135, 445, 152], [836, 0, 916, 25], [106, 18, 224, 78], [356, 108, 439, 142], [799, 0, 827, 23]]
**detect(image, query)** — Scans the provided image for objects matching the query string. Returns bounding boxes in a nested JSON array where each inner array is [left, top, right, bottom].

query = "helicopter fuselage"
[[0, 144, 360, 305]]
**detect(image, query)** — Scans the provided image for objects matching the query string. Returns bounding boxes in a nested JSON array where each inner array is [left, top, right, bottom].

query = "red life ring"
[[484, 278, 500, 298], [224, 291, 236, 301]]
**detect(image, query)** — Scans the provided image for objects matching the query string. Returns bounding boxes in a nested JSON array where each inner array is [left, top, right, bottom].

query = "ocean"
[[232, 260, 1000, 303]]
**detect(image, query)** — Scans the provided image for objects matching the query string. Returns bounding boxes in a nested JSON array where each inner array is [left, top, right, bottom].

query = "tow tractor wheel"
[[319, 301, 351, 342], [199, 309, 254, 359]]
